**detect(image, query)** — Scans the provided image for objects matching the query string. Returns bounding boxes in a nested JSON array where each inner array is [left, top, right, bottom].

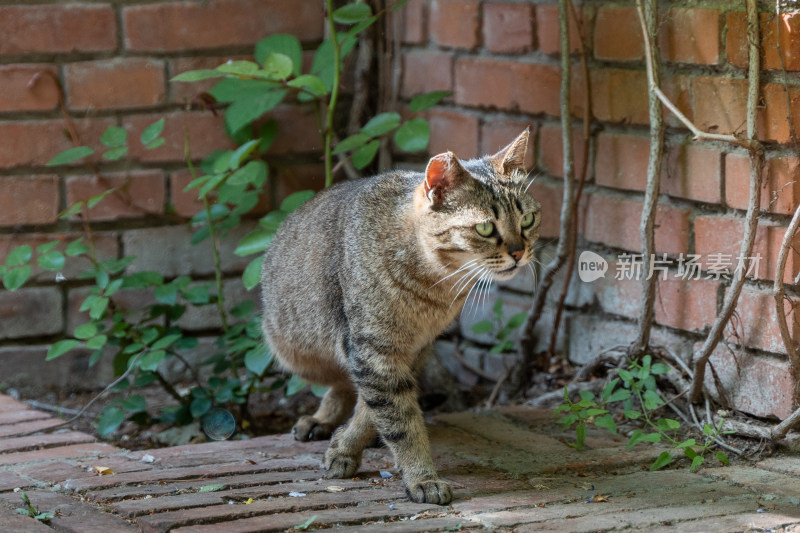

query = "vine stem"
[[773, 202, 800, 409], [324, 0, 342, 188]]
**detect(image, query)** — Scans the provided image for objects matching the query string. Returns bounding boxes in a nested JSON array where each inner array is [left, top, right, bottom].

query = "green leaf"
[[262, 52, 293, 80], [190, 396, 212, 418], [85, 334, 107, 350], [74, 323, 98, 340], [87, 189, 115, 209], [574, 423, 586, 450], [260, 120, 278, 152], [66, 238, 89, 257], [59, 201, 84, 219], [145, 137, 165, 150], [235, 229, 274, 256], [122, 271, 163, 288], [311, 38, 336, 91], [139, 350, 167, 372], [280, 190, 314, 212], [294, 514, 318, 531], [651, 362, 671, 375], [229, 139, 260, 169], [100, 126, 127, 148], [627, 430, 661, 449], [594, 414, 617, 434], [643, 389, 664, 410], [46, 146, 93, 166], [351, 140, 380, 170], [333, 2, 372, 24], [7, 245, 32, 266], [675, 438, 697, 449], [224, 89, 287, 133], [37, 250, 65, 271], [607, 388, 632, 403], [245, 346, 272, 376], [216, 60, 260, 76], [122, 395, 146, 413], [197, 483, 225, 493], [36, 241, 59, 255], [624, 409, 641, 420], [332, 133, 370, 155], [361, 112, 402, 137], [716, 451, 730, 466], [3, 266, 31, 290], [242, 257, 262, 290], [182, 285, 210, 304], [618, 369, 633, 383], [310, 384, 329, 398], [152, 334, 182, 351], [650, 451, 673, 471], [229, 160, 267, 187], [171, 69, 224, 82], [46, 339, 80, 361], [102, 146, 128, 161], [689, 455, 705, 472], [198, 173, 227, 199], [287, 74, 327, 96], [394, 118, 430, 152], [506, 312, 527, 329], [471, 320, 493, 334], [141, 118, 165, 146], [408, 90, 452, 112], [286, 374, 307, 396], [97, 406, 125, 437], [255, 34, 302, 76], [656, 418, 681, 432]]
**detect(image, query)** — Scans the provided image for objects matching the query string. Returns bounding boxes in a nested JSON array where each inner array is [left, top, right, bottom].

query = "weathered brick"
[[429, 0, 480, 49], [654, 277, 719, 332], [690, 76, 748, 136], [536, 4, 582, 56], [65, 171, 165, 221], [731, 287, 797, 356], [589, 69, 649, 125], [0, 64, 58, 112], [660, 143, 721, 203], [0, 344, 112, 392], [455, 58, 560, 116], [0, 443, 118, 466], [661, 74, 694, 129], [726, 154, 800, 215], [595, 261, 642, 319], [169, 170, 206, 218], [594, 133, 649, 192], [65, 58, 166, 111], [538, 124, 587, 179], [528, 181, 563, 239], [123, 0, 323, 52], [401, 50, 453, 98], [427, 109, 478, 158], [593, 7, 643, 61], [582, 193, 689, 255], [568, 314, 638, 365], [266, 106, 323, 155], [758, 82, 800, 144], [122, 111, 233, 163], [0, 287, 63, 340], [659, 8, 720, 65], [480, 116, 534, 170], [0, 175, 59, 225], [483, 3, 534, 54], [401, 0, 427, 44], [728, 12, 800, 71], [0, 118, 115, 169], [176, 279, 254, 331], [0, 4, 116, 55], [274, 163, 326, 201]]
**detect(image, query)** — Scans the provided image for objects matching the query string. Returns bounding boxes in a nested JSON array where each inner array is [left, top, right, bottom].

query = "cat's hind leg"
[[293, 384, 356, 441]]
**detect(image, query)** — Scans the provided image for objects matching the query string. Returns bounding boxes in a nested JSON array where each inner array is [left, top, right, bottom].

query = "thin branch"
[[773, 202, 800, 405], [690, 0, 764, 403], [324, 0, 342, 188]]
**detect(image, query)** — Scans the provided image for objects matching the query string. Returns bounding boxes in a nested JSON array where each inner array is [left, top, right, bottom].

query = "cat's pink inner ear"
[[424, 152, 458, 203]]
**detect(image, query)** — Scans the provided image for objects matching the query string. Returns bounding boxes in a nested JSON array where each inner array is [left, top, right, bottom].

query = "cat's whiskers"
[[463, 269, 487, 317], [450, 265, 488, 310], [429, 258, 480, 289], [450, 262, 483, 294]]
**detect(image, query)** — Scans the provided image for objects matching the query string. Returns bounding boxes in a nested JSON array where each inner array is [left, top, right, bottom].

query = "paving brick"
[[65, 58, 166, 111], [427, 109, 478, 158], [0, 286, 63, 340], [0, 490, 138, 532], [65, 170, 165, 221], [123, 0, 323, 52], [18, 456, 151, 486], [0, 470, 31, 491], [401, 50, 453, 98], [0, 4, 116, 55], [0, 418, 60, 438], [0, 504, 52, 531], [429, 0, 480, 49], [483, 2, 534, 54], [0, 175, 59, 226], [704, 465, 800, 501], [0, 409, 53, 427], [0, 431, 94, 454], [0, 443, 118, 466], [0, 64, 59, 112], [659, 8, 720, 65]]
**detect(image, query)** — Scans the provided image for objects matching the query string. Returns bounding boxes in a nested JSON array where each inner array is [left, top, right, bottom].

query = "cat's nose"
[[508, 245, 524, 262]]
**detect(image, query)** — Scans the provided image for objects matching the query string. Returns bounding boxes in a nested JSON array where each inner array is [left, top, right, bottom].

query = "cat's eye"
[[521, 212, 535, 229], [475, 221, 494, 237]]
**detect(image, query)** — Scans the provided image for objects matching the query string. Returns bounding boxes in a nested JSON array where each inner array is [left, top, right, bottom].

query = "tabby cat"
[[260, 128, 540, 505]]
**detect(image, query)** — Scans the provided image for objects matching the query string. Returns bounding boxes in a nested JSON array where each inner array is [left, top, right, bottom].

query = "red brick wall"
[[1, 0, 799, 418]]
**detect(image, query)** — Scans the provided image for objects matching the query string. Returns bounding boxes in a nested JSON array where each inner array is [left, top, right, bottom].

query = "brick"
[[690, 76, 748, 136], [266, 106, 323, 155], [170, 170, 206, 218], [429, 0, 480, 49], [0, 118, 115, 169], [590, 69, 649, 125], [0, 175, 59, 225], [483, 3, 534, 54], [480, 116, 534, 170], [654, 277, 719, 332], [176, 279, 254, 331], [65, 58, 166, 111], [0, 431, 93, 454], [274, 163, 327, 201], [659, 8, 720, 64], [66, 171, 165, 221], [123, 111, 233, 163], [596, 262, 642, 319], [582, 193, 690, 255], [169, 55, 247, 103], [123, 0, 323, 52], [758, 82, 800, 144], [0, 344, 113, 391], [593, 7, 643, 61], [401, 50, 453, 98], [427, 109, 478, 158], [0, 443, 118, 466], [401, 0, 427, 44], [538, 124, 587, 179], [726, 154, 800, 215], [0, 4, 116, 55], [703, 344, 795, 419], [661, 74, 694, 129], [0, 287, 63, 340], [568, 315, 639, 365], [528, 181, 563, 239], [660, 143, 721, 203], [725, 11, 748, 68], [594, 133, 649, 192], [0, 64, 58, 112], [731, 287, 797, 355], [536, 4, 582, 56], [67, 285, 157, 334], [455, 58, 560, 116], [728, 12, 800, 71]]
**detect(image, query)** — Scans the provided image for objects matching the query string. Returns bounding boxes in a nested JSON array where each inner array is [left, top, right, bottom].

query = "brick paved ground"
[[1, 393, 799, 532]]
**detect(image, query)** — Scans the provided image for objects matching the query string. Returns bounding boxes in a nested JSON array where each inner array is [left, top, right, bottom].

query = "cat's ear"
[[422, 151, 469, 205], [490, 126, 531, 177]]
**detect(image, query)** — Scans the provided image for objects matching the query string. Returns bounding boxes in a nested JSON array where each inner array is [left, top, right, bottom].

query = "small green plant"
[[555, 355, 732, 472], [15, 491, 54, 522], [472, 299, 528, 354]]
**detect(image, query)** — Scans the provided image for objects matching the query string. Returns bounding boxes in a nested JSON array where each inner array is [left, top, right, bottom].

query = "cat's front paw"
[[324, 452, 360, 479], [405, 479, 452, 505], [292, 416, 335, 441]]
